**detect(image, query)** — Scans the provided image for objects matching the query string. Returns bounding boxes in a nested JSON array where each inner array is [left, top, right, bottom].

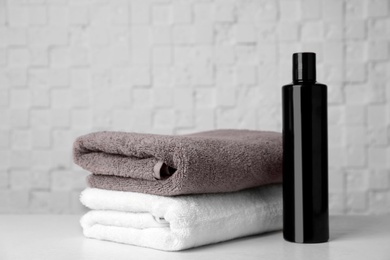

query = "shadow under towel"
[[80, 185, 283, 251], [73, 129, 282, 196]]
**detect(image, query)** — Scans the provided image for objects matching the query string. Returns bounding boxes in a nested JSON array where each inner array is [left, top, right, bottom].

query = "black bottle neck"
[[293, 79, 317, 84], [292, 53, 316, 82]]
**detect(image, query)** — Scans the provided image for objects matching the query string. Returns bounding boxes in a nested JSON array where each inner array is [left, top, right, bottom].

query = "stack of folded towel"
[[73, 129, 283, 251]]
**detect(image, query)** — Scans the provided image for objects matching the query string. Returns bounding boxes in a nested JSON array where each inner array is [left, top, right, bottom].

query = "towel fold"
[[80, 184, 282, 251], [73, 129, 282, 196]]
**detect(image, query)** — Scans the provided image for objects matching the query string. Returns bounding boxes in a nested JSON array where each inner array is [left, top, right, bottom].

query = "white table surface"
[[0, 215, 389, 260]]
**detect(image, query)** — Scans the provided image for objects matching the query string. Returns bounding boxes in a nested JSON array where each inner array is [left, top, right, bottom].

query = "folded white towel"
[[80, 185, 282, 251]]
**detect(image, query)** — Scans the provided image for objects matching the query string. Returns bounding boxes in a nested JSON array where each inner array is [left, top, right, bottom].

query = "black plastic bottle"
[[282, 52, 329, 243]]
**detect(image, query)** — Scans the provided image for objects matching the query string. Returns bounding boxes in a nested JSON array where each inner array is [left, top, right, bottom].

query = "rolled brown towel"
[[73, 129, 282, 196]]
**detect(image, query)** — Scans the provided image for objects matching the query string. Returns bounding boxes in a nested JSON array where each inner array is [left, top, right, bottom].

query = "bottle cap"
[[293, 52, 316, 82]]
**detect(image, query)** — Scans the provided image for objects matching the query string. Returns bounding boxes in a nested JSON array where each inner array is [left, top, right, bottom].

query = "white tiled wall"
[[0, 0, 389, 214]]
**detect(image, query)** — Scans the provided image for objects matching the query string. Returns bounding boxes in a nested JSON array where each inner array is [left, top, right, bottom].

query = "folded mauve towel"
[[73, 129, 282, 196], [80, 185, 282, 251]]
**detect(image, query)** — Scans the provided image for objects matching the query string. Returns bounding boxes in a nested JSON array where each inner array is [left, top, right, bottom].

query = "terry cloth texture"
[[80, 184, 283, 251], [73, 129, 283, 196]]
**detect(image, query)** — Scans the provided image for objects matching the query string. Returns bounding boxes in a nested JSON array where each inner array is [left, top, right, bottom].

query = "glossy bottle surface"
[[282, 81, 329, 243]]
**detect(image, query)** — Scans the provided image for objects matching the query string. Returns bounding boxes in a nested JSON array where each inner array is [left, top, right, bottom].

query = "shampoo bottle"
[[282, 52, 329, 243]]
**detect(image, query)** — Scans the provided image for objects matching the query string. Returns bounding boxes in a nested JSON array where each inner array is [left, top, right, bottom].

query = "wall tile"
[[1, 0, 389, 215]]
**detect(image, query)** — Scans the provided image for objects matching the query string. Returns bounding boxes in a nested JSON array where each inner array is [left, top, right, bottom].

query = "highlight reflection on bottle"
[[282, 52, 329, 243]]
